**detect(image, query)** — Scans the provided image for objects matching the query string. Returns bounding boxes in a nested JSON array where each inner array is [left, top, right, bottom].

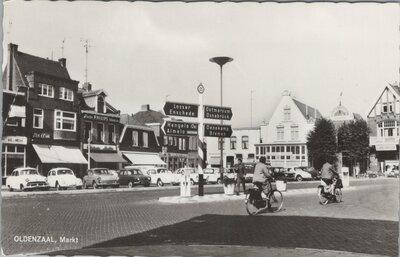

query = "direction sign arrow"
[[204, 123, 233, 138], [163, 102, 199, 118], [161, 120, 199, 136], [203, 105, 233, 120]]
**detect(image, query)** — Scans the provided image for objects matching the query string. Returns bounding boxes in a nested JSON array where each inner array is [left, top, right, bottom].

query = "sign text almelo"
[[163, 102, 199, 118], [162, 121, 199, 136]]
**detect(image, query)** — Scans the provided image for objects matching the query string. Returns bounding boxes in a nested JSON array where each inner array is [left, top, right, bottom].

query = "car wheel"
[[93, 181, 98, 189], [128, 181, 134, 188], [8, 185, 13, 192], [20, 184, 25, 192], [216, 178, 222, 184], [296, 175, 303, 182], [83, 181, 88, 189], [56, 182, 62, 191], [157, 179, 164, 187]]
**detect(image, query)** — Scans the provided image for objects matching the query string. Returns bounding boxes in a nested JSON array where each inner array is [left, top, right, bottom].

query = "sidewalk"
[[45, 244, 390, 257]]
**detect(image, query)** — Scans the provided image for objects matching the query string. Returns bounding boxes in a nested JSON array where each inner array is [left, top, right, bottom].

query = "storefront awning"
[[208, 156, 221, 165], [9, 105, 26, 118], [90, 152, 127, 163], [122, 152, 166, 166], [33, 144, 87, 164]]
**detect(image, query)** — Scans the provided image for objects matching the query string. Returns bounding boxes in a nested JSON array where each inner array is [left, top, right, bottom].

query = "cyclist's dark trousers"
[[254, 181, 272, 198], [322, 178, 332, 185], [236, 177, 246, 193]]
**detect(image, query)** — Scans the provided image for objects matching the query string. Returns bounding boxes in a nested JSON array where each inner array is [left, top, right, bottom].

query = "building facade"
[[256, 90, 322, 168], [206, 127, 260, 168], [2, 43, 87, 177], [367, 83, 400, 173]]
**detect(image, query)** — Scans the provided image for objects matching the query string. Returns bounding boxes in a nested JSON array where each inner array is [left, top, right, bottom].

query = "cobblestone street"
[[2, 179, 398, 256]]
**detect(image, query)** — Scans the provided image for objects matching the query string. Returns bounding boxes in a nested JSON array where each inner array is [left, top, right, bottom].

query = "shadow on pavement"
[[48, 214, 398, 256]]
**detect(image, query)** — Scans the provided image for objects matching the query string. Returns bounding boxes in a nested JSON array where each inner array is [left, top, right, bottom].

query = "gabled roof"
[[390, 84, 400, 96], [15, 51, 71, 84], [367, 83, 400, 117], [129, 110, 167, 125], [82, 89, 108, 98], [292, 98, 323, 120]]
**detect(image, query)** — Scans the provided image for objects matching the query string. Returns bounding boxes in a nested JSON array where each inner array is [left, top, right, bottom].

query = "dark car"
[[307, 167, 321, 180], [118, 168, 151, 188], [270, 167, 295, 181]]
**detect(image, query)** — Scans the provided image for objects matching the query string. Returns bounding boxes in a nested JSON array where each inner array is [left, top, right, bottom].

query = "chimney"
[[141, 104, 150, 111], [82, 82, 92, 92], [58, 58, 66, 67], [7, 43, 18, 91]]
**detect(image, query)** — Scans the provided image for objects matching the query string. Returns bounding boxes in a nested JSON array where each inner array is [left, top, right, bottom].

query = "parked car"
[[175, 167, 206, 185], [203, 168, 222, 184], [117, 168, 151, 187], [83, 168, 119, 189], [6, 167, 50, 192], [47, 167, 83, 190], [287, 166, 313, 181], [306, 167, 321, 180], [366, 170, 378, 178], [270, 167, 295, 181], [130, 166, 179, 186]]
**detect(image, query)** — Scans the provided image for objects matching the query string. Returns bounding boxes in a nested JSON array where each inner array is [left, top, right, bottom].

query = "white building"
[[367, 83, 400, 173], [207, 127, 261, 168], [255, 90, 322, 168]]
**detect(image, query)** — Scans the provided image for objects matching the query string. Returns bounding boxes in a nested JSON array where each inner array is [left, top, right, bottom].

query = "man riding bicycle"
[[321, 160, 339, 195], [252, 156, 273, 209]]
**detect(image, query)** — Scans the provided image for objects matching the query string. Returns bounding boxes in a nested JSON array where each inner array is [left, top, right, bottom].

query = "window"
[[230, 136, 237, 150], [59, 87, 73, 101], [272, 146, 275, 152], [54, 110, 76, 131], [164, 136, 168, 146], [33, 109, 43, 129], [260, 147, 265, 155], [6, 118, 18, 127], [301, 146, 305, 154], [284, 107, 291, 121], [276, 146, 280, 152], [97, 123, 104, 142], [382, 103, 393, 113], [242, 136, 249, 149], [378, 120, 399, 137], [281, 146, 284, 152], [266, 146, 270, 153], [248, 153, 255, 159], [84, 122, 92, 142], [182, 138, 186, 150], [256, 147, 259, 155], [132, 131, 138, 146], [143, 132, 148, 147], [38, 84, 54, 97], [296, 146, 300, 154], [169, 137, 173, 146], [291, 125, 299, 140], [108, 124, 115, 143], [277, 126, 284, 140], [97, 96, 105, 113], [178, 138, 182, 150]]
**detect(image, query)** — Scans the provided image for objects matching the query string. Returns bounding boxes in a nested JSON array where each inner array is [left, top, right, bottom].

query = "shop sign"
[[83, 113, 120, 123], [2, 136, 27, 145], [83, 144, 117, 151], [376, 144, 397, 151], [33, 133, 51, 139]]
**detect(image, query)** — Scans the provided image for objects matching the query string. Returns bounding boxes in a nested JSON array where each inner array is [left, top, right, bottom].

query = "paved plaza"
[[1, 178, 398, 256]]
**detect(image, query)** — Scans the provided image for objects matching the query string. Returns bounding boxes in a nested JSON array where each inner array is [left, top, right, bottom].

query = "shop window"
[[97, 123, 104, 142], [84, 122, 92, 142], [108, 124, 115, 143], [164, 136, 168, 146], [33, 109, 43, 129]]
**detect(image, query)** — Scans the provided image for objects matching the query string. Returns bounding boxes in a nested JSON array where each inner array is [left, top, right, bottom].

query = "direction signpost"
[[163, 102, 199, 118], [161, 121, 199, 136], [204, 105, 233, 121], [204, 123, 233, 138]]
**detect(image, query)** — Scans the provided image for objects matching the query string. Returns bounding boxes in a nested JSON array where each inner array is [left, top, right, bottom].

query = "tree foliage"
[[337, 119, 370, 165], [307, 118, 337, 170]]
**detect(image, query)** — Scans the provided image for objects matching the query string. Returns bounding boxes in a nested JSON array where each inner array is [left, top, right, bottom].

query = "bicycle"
[[245, 182, 283, 216], [317, 177, 343, 205]]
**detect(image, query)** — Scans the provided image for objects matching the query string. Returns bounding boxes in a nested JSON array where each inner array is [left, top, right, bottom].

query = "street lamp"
[[209, 56, 233, 176]]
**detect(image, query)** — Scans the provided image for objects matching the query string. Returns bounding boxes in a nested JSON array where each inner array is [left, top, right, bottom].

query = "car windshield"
[[20, 169, 39, 175], [127, 169, 142, 175], [157, 169, 168, 173], [94, 169, 109, 175], [57, 169, 73, 175]]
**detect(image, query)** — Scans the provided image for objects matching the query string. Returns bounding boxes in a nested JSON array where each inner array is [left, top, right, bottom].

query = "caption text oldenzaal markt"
[[13, 235, 79, 244]]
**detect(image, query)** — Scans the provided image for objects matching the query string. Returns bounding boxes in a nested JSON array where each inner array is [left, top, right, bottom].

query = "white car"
[[287, 166, 313, 181], [175, 167, 207, 185], [47, 168, 83, 190], [128, 166, 179, 187], [6, 167, 50, 192], [203, 168, 222, 184]]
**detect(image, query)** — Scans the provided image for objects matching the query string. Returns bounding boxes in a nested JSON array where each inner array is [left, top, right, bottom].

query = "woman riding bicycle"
[[321, 160, 339, 195], [252, 157, 273, 210]]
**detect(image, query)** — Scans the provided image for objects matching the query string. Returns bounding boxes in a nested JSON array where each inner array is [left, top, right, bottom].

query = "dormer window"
[[59, 87, 74, 101], [38, 84, 54, 98], [382, 103, 393, 113], [284, 107, 291, 121], [97, 95, 105, 113]]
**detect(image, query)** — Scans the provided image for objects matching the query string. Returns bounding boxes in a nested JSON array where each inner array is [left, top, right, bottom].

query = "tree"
[[337, 119, 370, 172], [307, 118, 337, 170]]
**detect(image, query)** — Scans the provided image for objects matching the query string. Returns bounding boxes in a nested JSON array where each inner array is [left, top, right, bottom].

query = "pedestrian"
[[235, 158, 246, 195]]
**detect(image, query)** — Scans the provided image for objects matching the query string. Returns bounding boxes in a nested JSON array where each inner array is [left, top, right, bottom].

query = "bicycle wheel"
[[334, 188, 342, 202], [317, 187, 329, 205], [269, 190, 283, 212], [245, 193, 259, 216]]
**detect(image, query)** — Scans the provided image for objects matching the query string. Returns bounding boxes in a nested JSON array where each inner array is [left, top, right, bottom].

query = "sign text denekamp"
[[204, 105, 232, 120], [163, 102, 199, 118], [204, 124, 232, 138], [162, 121, 199, 136]]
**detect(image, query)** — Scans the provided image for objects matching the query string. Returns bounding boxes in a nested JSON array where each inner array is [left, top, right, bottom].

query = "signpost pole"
[[198, 84, 205, 196], [88, 130, 91, 170]]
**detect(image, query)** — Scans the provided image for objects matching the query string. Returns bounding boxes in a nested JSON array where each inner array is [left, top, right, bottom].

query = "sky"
[[2, 1, 399, 128]]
